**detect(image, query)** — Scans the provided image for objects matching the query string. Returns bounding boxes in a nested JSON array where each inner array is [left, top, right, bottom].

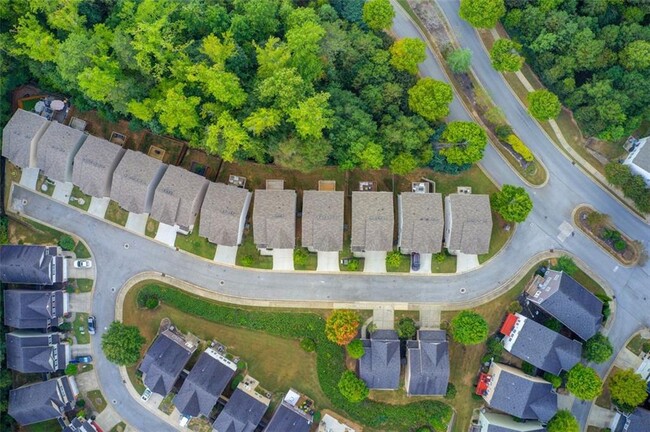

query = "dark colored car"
[[411, 252, 420, 271], [70, 355, 93, 364], [87, 316, 96, 335]]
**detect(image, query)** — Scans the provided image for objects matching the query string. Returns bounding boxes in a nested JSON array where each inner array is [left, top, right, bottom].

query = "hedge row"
[[136, 284, 452, 431], [505, 134, 534, 162]]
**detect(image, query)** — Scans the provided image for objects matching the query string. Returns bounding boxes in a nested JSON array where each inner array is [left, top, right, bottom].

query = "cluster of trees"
[[605, 162, 650, 213], [0, 0, 488, 174]]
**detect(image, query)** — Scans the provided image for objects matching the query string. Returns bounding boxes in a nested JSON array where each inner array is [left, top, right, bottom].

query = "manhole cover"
[[111, 287, 115, 292], [112, 399, 117, 405], [219, 280, 225, 286], [123, 243, 130, 249], [22, 199, 27, 205], [460, 288, 467, 294]]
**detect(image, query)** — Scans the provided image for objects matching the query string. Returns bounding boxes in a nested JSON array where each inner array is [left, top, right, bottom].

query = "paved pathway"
[[69, 293, 92, 313], [88, 197, 109, 218], [125, 212, 147, 234], [214, 245, 237, 265]]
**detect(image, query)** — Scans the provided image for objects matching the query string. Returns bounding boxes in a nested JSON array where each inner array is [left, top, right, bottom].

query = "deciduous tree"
[[528, 90, 561, 121], [620, 40, 650, 70], [389, 38, 426, 75], [438, 121, 487, 165], [566, 364, 603, 400], [346, 339, 365, 359], [459, 0, 506, 29], [325, 310, 361, 346], [490, 39, 524, 72], [546, 410, 579, 432], [338, 371, 369, 402], [583, 334, 613, 363], [288, 92, 333, 139], [362, 0, 395, 31], [609, 368, 648, 412], [490, 184, 533, 223], [407, 78, 453, 122], [396, 317, 417, 339], [101, 321, 146, 366], [450, 311, 488, 345]]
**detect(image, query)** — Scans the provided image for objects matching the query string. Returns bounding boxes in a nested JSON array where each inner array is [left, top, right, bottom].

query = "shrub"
[[145, 296, 159, 309], [566, 364, 603, 400], [604, 163, 650, 214], [450, 311, 488, 345], [642, 342, 650, 353], [544, 318, 563, 332], [396, 317, 417, 339], [386, 250, 403, 269], [507, 300, 522, 314], [346, 339, 365, 359], [505, 134, 534, 162], [521, 361, 536, 376], [241, 255, 254, 267], [0, 216, 8, 244], [338, 371, 369, 403], [486, 337, 503, 357], [552, 255, 578, 276], [614, 240, 626, 251], [434, 253, 446, 263], [300, 338, 316, 352], [444, 383, 456, 400], [326, 310, 361, 345], [346, 259, 359, 271], [76, 399, 86, 408], [294, 248, 309, 267], [58, 322, 72, 332], [65, 364, 78, 375], [446, 48, 472, 73], [583, 334, 613, 363], [544, 372, 563, 389], [609, 368, 648, 413], [58, 235, 76, 251], [495, 124, 513, 140], [230, 374, 243, 390]]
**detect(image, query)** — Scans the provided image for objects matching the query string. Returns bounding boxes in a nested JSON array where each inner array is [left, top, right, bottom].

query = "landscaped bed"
[[68, 186, 91, 211]]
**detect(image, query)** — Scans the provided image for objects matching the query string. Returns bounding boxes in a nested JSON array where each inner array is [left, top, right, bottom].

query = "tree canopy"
[[450, 311, 489, 345], [338, 371, 369, 403], [609, 368, 648, 413], [408, 78, 453, 122], [566, 364, 603, 400], [546, 410, 579, 432], [101, 321, 146, 366], [583, 333, 613, 364], [527, 90, 561, 121], [490, 184, 533, 223], [346, 339, 365, 359], [459, 0, 506, 29], [438, 121, 488, 165], [396, 317, 417, 339], [325, 310, 361, 346], [362, 0, 395, 31], [490, 39, 524, 72], [389, 38, 426, 75]]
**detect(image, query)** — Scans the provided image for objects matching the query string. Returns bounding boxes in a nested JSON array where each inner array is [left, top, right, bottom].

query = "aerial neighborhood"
[[1, 1, 650, 432]]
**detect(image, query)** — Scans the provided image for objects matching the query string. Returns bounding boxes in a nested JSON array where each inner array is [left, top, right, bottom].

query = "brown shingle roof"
[[351, 192, 394, 252], [445, 194, 492, 254], [36, 122, 86, 182], [1, 109, 50, 169], [253, 189, 296, 249], [399, 192, 444, 254], [301, 191, 344, 252], [150, 165, 208, 229], [198, 183, 251, 246], [110, 150, 167, 214], [72, 135, 125, 198]]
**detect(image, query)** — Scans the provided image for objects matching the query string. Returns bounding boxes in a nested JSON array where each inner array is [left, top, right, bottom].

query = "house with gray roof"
[[264, 390, 313, 432], [1, 108, 50, 169], [35, 121, 87, 183], [500, 313, 581, 375], [359, 330, 401, 390], [478, 363, 557, 422], [8, 375, 78, 426], [173, 347, 237, 418], [72, 135, 126, 198], [110, 149, 167, 214], [444, 193, 492, 255], [525, 270, 603, 340], [301, 190, 344, 252], [398, 192, 444, 254], [4, 289, 68, 329], [6, 331, 70, 373], [199, 183, 251, 246], [350, 192, 394, 253], [623, 136, 650, 186], [139, 328, 197, 396], [253, 188, 296, 250], [0, 245, 67, 285], [405, 330, 449, 396], [212, 380, 270, 432], [62, 417, 99, 432], [477, 412, 545, 432], [614, 407, 650, 432]]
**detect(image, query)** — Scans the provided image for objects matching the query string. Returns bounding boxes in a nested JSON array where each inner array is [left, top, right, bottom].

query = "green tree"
[[300, 337, 316, 352], [438, 121, 487, 165], [407, 78, 453, 122], [205, 111, 253, 162], [490, 184, 533, 223], [551, 255, 578, 276], [583, 334, 613, 363], [620, 40, 650, 70], [356, 141, 384, 170], [13, 14, 60, 62], [389, 153, 418, 175], [346, 339, 365, 359], [243, 108, 282, 136], [446, 48, 472, 73], [566, 364, 603, 400], [389, 38, 426, 75], [58, 235, 75, 251], [527, 90, 561, 121], [459, 0, 506, 29], [154, 83, 201, 138], [101, 321, 146, 366], [338, 371, 369, 403], [396, 317, 417, 339], [543, 372, 563, 389], [450, 311, 489, 345], [286, 21, 326, 82], [490, 39, 524, 72], [362, 0, 395, 31], [288, 92, 333, 139], [546, 410, 579, 432], [325, 310, 361, 346], [272, 136, 332, 172], [609, 368, 648, 413]]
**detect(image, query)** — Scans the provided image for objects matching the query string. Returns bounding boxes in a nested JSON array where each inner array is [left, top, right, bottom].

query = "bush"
[[58, 322, 72, 332], [495, 124, 513, 140], [230, 374, 243, 390], [544, 318, 563, 332], [338, 371, 369, 403], [604, 163, 650, 214], [145, 297, 159, 309], [76, 399, 86, 408], [300, 338, 316, 352], [434, 253, 446, 263], [552, 255, 578, 276], [386, 250, 402, 269], [58, 235, 76, 251], [486, 337, 503, 357], [65, 364, 78, 375], [241, 255, 254, 267], [642, 342, 650, 353], [614, 240, 626, 252], [294, 248, 309, 267], [346, 259, 359, 271], [505, 134, 534, 162], [444, 383, 456, 400], [396, 317, 417, 339], [137, 291, 159, 309], [521, 361, 536, 376], [544, 372, 563, 389], [547, 410, 579, 432], [346, 339, 365, 359], [0, 216, 8, 244], [446, 48, 472, 73], [507, 301, 522, 314], [450, 311, 488, 345], [326, 310, 361, 346], [583, 334, 613, 363]]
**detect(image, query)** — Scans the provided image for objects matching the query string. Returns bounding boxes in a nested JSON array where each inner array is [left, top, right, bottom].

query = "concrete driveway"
[[272, 249, 294, 271], [88, 197, 110, 218], [410, 253, 432, 274], [154, 223, 177, 247], [19, 167, 39, 190], [52, 181, 73, 203], [456, 253, 479, 272], [317, 251, 340, 272], [125, 212, 148, 235], [214, 245, 238, 265], [363, 251, 387, 273], [72, 343, 92, 356], [69, 293, 92, 313]]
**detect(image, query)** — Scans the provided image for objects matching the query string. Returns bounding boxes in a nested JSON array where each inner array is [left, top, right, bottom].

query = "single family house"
[[350, 192, 394, 254], [253, 186, 296, 250], [35, 121, 87, 183], [6, 331, 70, 373], [1, 108, 50, 169], [359, 330, 401, 390], [72, 135, 126, 198], [0, 245, 67, 286], [398, 191, 444, 254], [199, 183, 251, 246], [110, 149, 167, 214], [8, 375, 78, 426], [301, 190, 344, 252], [444, 193, 492, 255], [405, 330, 449, 396], [476, 411, 545, 432], [212, 377, 270, 432], [4, 289, 68, 329], [623, 136, 650, 186], [614, 407, 650, 432], [264, 389, 313, 432]]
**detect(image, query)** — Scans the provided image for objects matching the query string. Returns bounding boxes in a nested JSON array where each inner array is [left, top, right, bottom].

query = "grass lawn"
[[73, 312, 90, 345], [36, 174, 54, 196], [158, 393, 176, 415], [145, 217, 159, 238], [74, 240, 91, 259], [387, 251, 411, 273], [77, 363, 94, 374], [294, 248, 317, 271], [432, 252, 457, 273], [572, 268, 608, 298], [109, 422, 127, 432], [339, 242, 363, 272], [5, 162, 21, 207], [69, 186, 91, 211], [8, 217, 61, 245], [595, 366, 620, 409], [236, 234, 273, 269], [479, 212, 512, 264], [86, 389, 107, 413], [126, 365, 147, 395], [105, 200, 128, 226], [69, 278, 94, 293], [175, 216, 217, 259], [24, 419, 61, 432], [627, 334, 650, 356]]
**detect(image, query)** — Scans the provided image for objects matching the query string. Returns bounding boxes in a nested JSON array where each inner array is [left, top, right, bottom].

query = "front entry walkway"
[[154, 223, 177, 247], [214, 245, 238, 265], [456, 253, 479, 272], [317, 251, 340, 272], [125, 212, 148, 235], [52, 181, 73, 203], [272, 249, 294, 271], [19, 167, 39, 190], [373, 305, 394, 330], [363, 251, 387, 273]]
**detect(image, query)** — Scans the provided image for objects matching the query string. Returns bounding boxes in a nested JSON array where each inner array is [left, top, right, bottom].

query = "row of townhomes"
[[3, 108, 493, 273]]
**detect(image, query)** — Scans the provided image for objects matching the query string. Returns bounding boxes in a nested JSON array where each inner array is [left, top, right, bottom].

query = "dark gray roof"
[[6, 331, 69, 373], [1, 109, 50, 168], [63, 417, 97, 432], [445, 194, 492, 254], [139, 329, 195, 396], [0, 245, 65, 285], [506, 316, 581, 375], [487, 364, 557, 422], [253, 189, 296, 249], [173, 349, 236, 418], [263, 401, 312, 432], [615, 408, 650, 432], [36, 121, 86, 183], [530, 270, 603, 340], [359, 330, 401, 390], [150, 165, 209, 229], [212, 388, 269, 432], [351, 192, 394, 252], [199, 183, 251, 246], [399, 192, 444, 254], [72, 135, 125, 198], [301, 191, 344, 252], [4, 289, 66, 329], [8, 376, 77, 426], [406, 330, 449, 395], [110, 149, 167, 214]]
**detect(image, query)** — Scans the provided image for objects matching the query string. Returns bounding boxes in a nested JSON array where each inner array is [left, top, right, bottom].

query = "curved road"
[[7, 2, 650, 430]]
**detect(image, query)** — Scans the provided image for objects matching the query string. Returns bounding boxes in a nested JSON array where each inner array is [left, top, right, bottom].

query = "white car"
[[141, 388, 152, 401], [74, 259, 92, 269]]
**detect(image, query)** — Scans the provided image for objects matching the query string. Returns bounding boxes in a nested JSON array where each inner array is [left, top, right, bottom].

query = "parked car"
[[70, 355, 93, 364], [87, 316, 96, 335], [411, 252, 420, 271], [141, 388, 152, 401], [74, 259, 92, 269], [179, 415, 190, 427]]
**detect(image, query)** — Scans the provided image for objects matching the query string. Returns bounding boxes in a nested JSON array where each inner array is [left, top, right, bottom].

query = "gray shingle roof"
[[6, 331, 69, 373], [629, 137, 650, 173], [487, 425, 546, 432], [505, 315, 581, 375], [63, 417, 97, 432], [36, 121, 86, 182], [0, 245, 65, 285], [253, 189, 296, 249], [264, 401, 312, 432], [528, 270, 603, 340], [110, 149, 167, 214], [199, 183, 251, 246], [351, 192, 394, 252], [399, 192, 444, 254], [1, 109, 50, 168], [139, 329, 195, 396], [8, 376, 77, 426], [150, 165, 209, 229], [4, 289, 66, 329], [480, 411, 546, 432], [615, 408, 650, 432], [212, 388, 269, 432], [445, 194, 492, 254], [359, 330, 401, 390], [406, 330, 449, 395], [173, 348, 236, 418], [72, 135, 125, 198], [301, 191, 344, 252]]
